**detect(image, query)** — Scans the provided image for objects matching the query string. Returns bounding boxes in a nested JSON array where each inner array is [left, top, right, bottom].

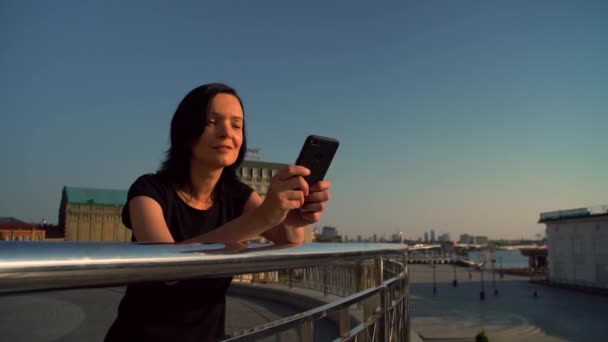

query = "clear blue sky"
[[1, 1, 607, 240]]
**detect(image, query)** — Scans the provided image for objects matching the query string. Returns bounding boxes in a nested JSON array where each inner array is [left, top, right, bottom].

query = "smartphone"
[[295, 135, 339, 186]]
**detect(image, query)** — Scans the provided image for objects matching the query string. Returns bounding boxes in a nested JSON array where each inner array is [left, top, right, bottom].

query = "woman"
[[105, 83, 331, 341]]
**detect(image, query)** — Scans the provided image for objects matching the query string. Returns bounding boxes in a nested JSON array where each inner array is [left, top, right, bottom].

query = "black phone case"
[[295, 135, 339, 186]]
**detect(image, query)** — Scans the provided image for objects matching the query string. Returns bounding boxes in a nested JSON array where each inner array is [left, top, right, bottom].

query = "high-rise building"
[[424, 232, 429, 243], [459, 234, 473, 244], [430, 229, 436, 242], [438, 233, 451, 242]]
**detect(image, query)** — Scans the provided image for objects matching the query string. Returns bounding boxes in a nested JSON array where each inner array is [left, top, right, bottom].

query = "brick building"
[[0, 217, 45, 241]]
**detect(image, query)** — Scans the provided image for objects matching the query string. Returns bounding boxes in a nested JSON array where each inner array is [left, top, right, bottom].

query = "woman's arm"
[[130, 166, 313, 244], [128, 194, 277, 244]]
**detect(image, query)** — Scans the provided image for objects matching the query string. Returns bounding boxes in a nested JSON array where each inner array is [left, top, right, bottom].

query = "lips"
[[213, 146, 233, 151]]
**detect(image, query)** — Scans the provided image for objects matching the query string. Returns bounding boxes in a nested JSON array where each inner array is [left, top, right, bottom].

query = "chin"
[[216, 157, 238, 168]]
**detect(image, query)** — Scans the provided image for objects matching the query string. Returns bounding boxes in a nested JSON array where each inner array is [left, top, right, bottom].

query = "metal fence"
[[0, 241, 410, 341]]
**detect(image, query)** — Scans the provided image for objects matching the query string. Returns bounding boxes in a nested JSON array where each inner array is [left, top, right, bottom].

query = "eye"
[[206, 118, 216, 125], [232, 124, 242, 129]]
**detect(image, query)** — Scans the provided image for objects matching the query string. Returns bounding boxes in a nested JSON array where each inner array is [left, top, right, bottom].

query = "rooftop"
[[539, 205, 608, 223], [62, 186, 127, 206], [240, 160, 288, 170]]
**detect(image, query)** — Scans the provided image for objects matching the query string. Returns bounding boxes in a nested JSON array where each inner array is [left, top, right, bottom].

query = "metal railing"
[[0, 241, 410, 341]]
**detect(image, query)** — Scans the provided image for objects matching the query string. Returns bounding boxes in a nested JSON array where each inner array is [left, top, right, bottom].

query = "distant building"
[[315, 226, 341, 243], [321, 226, 338, 237], [539, 205, 608, 288], [474, 236, 488, 245], [0, 217, 45, 241], [459, 234, 473, 244], [424, 232, 429, 243], [59, 186, 130, 242], [438, 233, 451, 242], [391, 233, 402, 243], [237, 160, 285, 198], [430, 229, 436, 242]]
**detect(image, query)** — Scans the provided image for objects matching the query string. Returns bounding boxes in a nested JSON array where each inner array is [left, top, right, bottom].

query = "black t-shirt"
[[105, 174, 253, 342]]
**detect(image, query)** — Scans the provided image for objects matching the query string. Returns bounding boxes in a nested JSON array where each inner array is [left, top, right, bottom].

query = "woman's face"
[[191, 93, 244, 169]]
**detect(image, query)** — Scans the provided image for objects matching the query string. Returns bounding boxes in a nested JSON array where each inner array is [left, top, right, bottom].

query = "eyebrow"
[[208, 111, 243, 121]]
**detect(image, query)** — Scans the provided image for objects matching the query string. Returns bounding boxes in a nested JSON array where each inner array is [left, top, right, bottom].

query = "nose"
[[216, 120, 231, 138]]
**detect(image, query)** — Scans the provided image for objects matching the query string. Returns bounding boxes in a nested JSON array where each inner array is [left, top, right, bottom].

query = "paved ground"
[[0, 286, 337, 342], [408, 264, 608, 342]]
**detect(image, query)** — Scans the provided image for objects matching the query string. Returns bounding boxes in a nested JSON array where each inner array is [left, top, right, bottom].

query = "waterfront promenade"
[[409, 264, 608, 342]]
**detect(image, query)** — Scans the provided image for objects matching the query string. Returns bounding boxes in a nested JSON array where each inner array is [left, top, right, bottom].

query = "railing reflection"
[[0, 242, 410, 341]]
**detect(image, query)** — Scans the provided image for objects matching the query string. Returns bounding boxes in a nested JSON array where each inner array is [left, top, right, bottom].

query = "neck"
[[185, 161, 223, 203]]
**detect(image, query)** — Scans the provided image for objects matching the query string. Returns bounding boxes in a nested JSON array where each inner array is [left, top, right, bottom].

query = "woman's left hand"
[[283, 180, 331, 228]]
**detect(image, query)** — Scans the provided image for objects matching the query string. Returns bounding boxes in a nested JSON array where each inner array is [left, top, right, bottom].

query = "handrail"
[[0, 241, 408, 295]]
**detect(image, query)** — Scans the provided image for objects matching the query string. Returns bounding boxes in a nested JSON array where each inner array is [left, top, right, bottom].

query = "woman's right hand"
[[256, 165, 310, 227]]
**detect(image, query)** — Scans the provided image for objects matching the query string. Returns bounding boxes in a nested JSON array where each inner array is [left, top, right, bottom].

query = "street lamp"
[[479, 259, 486, 301], [433, 259, 437, 295], [499, 255, 504, 279], [492, 258, 498, 295], [453, 257, 458, 287]]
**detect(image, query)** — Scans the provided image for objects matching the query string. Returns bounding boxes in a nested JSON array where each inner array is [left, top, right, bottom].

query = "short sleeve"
[[223, 180, 254, 220], [121, 174, 168, 229], [234, 180, 254, 204]]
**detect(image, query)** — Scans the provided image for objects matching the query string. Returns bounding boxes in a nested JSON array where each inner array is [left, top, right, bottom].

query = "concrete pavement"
[[408, 264, 608, 342]]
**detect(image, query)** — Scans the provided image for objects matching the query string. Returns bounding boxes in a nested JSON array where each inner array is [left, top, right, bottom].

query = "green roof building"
[[59, 186, 131, 242]]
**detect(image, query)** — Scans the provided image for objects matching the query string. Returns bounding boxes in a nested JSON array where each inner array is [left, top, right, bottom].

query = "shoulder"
[[218, 179, 255, 219], [122, 174, 173, 229], [231, 179, 254, 200], [127, 173, 173, 202], [220, 178, 254, 205]]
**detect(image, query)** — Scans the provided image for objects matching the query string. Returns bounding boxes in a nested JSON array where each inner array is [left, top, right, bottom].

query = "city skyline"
[[1, 1, 607, 240]]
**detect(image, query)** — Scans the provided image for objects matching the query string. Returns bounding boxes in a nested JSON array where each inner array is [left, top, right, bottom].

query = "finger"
[[281, 190, 306, 208], [274, 176, 310, 196], [297, 176, 309, 197], [276, 165, 310, 180], [309, 180, 331, 192], [304, 190, 330, 203], [299, 211, 322, 223], [300, 201, 325, 213], [288, 199, 305, 210]]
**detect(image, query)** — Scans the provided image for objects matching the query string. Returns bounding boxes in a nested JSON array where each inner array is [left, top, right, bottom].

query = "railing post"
[[405, 250, 411, 342], [339, 306, 350, 338], [301, 319, 313, 342], [376, 257, 389, 342], [323, 266, 328, 297]]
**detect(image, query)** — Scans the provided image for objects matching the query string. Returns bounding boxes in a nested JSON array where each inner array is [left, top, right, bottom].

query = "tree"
[[475, 330, 489, 342]]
